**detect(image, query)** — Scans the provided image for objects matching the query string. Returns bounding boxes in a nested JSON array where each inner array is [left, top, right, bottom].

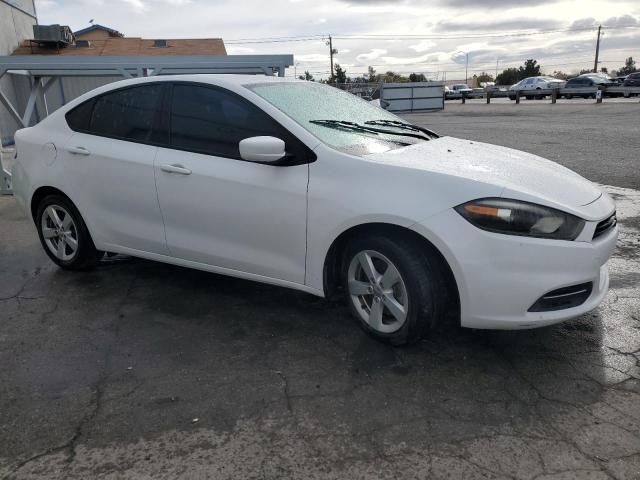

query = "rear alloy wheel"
[[41, 204, 79, 262], [36, 194, 103, 270], [342, 235, 447, 345]]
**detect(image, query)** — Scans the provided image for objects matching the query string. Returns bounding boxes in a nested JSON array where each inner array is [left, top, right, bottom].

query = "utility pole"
[[495, 59, 499, 79], [593, 25, 601, 73], [465, 53, 469, 84], [326, 35, 337, 82]]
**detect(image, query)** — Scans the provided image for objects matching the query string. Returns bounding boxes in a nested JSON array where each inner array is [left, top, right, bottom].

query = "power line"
[[224, 24, 640, 44]]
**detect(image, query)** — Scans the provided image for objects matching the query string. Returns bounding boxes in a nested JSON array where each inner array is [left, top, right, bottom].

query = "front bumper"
[[411, 203, 618, 330]]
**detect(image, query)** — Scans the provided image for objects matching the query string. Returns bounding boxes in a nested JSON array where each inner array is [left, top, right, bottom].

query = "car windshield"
[[246, 81, 429, 156]]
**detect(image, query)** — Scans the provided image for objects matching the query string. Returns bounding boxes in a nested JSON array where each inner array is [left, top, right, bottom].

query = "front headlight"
[[455, 198, 585, 240]]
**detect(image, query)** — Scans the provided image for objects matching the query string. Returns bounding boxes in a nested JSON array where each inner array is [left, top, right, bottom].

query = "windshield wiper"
[[364, 119, 439, 138], [309, 119, 430, 141]]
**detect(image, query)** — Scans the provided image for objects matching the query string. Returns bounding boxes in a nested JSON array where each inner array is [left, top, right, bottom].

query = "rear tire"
[[35, 194, 103, 270], [341, 235, 447, 345]]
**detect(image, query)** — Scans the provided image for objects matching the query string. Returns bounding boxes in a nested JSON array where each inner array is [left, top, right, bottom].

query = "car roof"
[[49, 74, 304, 118], [90, 74, 301, 91]]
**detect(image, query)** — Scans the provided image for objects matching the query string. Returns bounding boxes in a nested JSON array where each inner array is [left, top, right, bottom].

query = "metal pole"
[[465, 53, 468, 83], [329, 35, 334, 81], [593, 25, 601, 73]]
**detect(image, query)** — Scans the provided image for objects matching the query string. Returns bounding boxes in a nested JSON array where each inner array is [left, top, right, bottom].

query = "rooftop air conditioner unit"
[[32, 25, 74, 46]]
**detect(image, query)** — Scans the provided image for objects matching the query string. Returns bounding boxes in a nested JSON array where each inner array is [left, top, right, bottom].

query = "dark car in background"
[[563, 76, 619, 99], [623, 72, 640, 87]]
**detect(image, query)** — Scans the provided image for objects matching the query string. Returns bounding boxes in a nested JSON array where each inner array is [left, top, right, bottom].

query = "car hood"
[[363, 136, 603, 212]]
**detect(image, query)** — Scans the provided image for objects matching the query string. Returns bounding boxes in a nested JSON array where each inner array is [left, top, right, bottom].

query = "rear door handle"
[[160, 164, 192, 175], [68, 146, 90, 156]]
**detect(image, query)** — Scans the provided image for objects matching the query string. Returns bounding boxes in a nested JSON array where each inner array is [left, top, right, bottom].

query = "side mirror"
[[239, 136, 286, 163]]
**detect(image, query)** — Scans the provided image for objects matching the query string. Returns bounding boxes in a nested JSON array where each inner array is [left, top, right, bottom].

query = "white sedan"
[[12, 75, 617, 345], [509, 76, 566, 99]]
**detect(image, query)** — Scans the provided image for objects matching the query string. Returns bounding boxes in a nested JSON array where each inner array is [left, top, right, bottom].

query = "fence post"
[[596, 87, 603, 104], [551, 88, 557, 104], [486, 90, 491, 104], [515, 91, 521, 104], [461, 93, 466, 104]]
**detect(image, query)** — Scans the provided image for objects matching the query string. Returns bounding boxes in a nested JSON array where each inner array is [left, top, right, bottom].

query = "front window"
[[246, 81, 428, 156]]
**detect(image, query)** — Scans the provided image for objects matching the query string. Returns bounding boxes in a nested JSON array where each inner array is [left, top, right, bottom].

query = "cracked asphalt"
[[1, 103, 639, 479]]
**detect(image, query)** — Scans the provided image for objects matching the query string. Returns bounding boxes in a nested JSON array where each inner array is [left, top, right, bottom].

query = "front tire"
[[341, 235, 446, 345], [36, 194, 103, 270]]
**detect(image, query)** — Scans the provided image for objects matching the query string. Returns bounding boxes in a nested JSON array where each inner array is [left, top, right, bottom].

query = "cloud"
[[570, 17, 597, 29], [603, 14, 639, 27], [296, 53, 329, 62], [226, 46, 256, 54], [409, 40, 436, 52], [120, 0, 147, 11], [356, 48, 387, 61], [435, 18, 563, 32], [441, 0, 556, 7], [340, 0, 557, 8]]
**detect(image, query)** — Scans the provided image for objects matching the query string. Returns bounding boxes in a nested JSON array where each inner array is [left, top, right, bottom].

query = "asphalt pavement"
[[1, 102, 639, 479]]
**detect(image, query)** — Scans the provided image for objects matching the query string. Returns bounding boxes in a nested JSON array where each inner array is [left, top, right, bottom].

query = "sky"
[[35, 0, 640, 80]]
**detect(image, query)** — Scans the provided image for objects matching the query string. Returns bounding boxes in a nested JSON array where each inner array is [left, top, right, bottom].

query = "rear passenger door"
[[63, 83, 169, 254]]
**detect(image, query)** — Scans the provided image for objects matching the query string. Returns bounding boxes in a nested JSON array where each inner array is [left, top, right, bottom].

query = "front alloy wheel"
[[347, 250, 409, 334], [342, 235, 448, 345]]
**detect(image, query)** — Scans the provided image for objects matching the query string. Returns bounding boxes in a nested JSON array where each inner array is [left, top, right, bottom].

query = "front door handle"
[[160, 164, 192, 175], [68, 146, 90, 156]]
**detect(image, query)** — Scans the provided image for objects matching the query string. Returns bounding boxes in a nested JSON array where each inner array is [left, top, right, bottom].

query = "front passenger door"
[[154, 83, 310, 284]]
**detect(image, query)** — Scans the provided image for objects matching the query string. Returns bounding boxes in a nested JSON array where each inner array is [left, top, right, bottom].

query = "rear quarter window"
[[65, 98, 95, 131], [64, 84, 165, 144]]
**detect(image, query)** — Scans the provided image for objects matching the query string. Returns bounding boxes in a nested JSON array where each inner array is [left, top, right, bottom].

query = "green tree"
[[381, 71, 407, 82], [518, 59, 541, 80], [409, 73, 427, 82], [551, 70, 570, 80], [618, 57, 637, 75], [367, 66, 378, 83], [495, 67, 519, 85], [298, 71, 315, 81], [334, 64, 348, 84], [475, 72, 494, 85]]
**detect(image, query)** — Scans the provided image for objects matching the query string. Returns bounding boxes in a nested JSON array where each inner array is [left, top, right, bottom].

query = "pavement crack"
[[273, 370, 293, 413], [0, 267, 42, 302]]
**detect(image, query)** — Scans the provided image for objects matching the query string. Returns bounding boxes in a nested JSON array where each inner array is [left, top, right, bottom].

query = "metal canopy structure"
[[0, 53, 294, 193]]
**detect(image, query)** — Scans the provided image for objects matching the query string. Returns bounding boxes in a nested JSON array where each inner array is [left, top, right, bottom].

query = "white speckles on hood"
[[364, 136, 602, 208]]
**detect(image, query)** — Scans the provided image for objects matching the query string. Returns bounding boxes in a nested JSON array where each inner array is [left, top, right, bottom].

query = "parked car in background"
[[508, 76, 566, 99], [564, 76, 619, 99], [12, 75, 618, 345], [447, 84, 473, 96], [578, 72, 612, 81], [623, 72, 640, 87]]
